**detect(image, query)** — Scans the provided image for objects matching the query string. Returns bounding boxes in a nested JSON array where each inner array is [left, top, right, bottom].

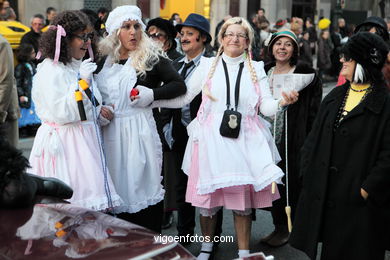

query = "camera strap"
[[222, 59, 244, 111]]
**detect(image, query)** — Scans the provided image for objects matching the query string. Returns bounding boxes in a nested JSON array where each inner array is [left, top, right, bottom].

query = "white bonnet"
[[105, 5, 146, 35]]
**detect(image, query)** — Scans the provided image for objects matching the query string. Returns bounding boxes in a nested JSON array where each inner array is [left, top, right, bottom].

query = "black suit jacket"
[[160, 53, 213, 152]]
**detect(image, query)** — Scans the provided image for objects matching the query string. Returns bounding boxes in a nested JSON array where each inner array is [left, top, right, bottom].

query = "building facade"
[[8, 0, 390, 45]]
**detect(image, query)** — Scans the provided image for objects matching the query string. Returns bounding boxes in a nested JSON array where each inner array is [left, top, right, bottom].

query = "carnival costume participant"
[[146, 17, 182, 61], [28, 10, 122, 210], [136, 17, 299, 259], [259, 30, 322, 247], [290, 32, 390, 260], [96, 5, 186, 233], [159, 13, 223, 237], [146, 16, 182, 230]]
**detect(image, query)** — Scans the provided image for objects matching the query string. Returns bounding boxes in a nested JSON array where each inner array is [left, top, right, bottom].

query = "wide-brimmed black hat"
[[175, 13, 212, 43], [354, 16, 389, 41]]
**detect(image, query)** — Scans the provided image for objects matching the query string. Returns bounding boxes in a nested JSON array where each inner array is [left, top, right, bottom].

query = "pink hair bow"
[[51, 25, 66, 64], [87, 44, 94, 61]]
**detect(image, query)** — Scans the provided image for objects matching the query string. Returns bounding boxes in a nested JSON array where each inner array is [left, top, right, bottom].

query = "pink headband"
[[49, 25, 67, 64]]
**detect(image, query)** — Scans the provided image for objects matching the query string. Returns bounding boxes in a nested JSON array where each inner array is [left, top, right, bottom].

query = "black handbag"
[[219, 59, 244, 139]]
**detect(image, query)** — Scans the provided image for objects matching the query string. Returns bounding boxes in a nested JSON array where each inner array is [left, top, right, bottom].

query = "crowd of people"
[[1, 0, 390, 259]]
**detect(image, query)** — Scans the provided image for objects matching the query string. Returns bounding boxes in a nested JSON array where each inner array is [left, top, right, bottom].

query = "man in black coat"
[[21, 14, 44, 54], [159, 13, 223, 243], [289, 32, 390, 260]]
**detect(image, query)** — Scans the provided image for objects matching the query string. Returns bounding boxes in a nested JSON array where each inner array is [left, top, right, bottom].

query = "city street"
[[17, 82, 390, 260]]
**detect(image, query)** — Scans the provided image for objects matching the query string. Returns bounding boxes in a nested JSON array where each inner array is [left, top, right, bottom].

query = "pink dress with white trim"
[[29, 58, 122, 211], [152, 53, 284, 211]]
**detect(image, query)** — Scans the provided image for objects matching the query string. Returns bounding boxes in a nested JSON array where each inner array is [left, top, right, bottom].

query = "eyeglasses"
[[73, 33, 94, 42], [224, 32, 248, 40], [148, 32, 166, 39], [339, 53, 352, 62]]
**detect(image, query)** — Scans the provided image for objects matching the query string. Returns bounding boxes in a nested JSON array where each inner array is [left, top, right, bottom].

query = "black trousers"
[[270, 183, 288, 226], [174, 150, 223, 237], [117, 201, 164, 234]]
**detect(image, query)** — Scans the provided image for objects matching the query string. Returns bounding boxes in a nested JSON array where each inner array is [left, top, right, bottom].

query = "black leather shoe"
[[264, 227, 289, 247], [260, 230, 277, 243], [261, 225, 289, 247], [267, 230, 289, 247], [177, 232, 194, 246], [161, 211, 174, 229], [28, 174, 73, 199]]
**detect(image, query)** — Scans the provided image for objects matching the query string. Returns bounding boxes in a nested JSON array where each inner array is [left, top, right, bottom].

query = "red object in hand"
[[130, 88, 139, 97]]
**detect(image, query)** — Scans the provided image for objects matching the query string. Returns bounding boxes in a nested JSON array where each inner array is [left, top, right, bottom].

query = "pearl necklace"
[[334, 85, 372, 129]]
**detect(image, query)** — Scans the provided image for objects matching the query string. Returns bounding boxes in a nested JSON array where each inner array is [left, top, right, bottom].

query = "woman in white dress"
[[96, 5, 186, 233], [29, 10, 122, 211], [135, 17, 299, 259]]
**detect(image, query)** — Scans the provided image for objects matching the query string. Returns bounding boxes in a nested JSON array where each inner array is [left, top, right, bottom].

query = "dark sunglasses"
[[73, 32, 94, 42], [148, 32, 166, 39], [339, 53, 352, 62]]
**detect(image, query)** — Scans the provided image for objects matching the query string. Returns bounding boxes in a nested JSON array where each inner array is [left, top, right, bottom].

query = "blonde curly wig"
[[98, 26, 167, 77]]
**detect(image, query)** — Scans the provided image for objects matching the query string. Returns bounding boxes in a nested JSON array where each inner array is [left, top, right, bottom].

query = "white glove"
[[130, 85, 154, 107], [79, 58, 97, 81]]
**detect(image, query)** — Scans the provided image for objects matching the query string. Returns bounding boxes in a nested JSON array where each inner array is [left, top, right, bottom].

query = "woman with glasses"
[[28, 10, 122, 210], [136, 17, 299, 259], [289, 32, 390, 260], [95, 5, 185, 233]]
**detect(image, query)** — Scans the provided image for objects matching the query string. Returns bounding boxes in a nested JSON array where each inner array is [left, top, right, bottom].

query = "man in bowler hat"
[[159, 13, 223, 244]]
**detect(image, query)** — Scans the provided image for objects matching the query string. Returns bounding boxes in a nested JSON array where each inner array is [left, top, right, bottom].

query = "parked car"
[[0, 21, 30, 49], [0, 198, 195, 259]]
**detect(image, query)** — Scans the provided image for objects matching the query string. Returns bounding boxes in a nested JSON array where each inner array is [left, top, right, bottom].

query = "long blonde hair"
[[203, 17, 259, 100], [98, 27, 167, 77]]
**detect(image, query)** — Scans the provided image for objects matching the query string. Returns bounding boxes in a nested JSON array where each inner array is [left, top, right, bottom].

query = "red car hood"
[[0, 201, 194, 260]]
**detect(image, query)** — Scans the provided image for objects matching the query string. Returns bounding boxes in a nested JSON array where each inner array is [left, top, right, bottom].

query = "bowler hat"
[[147, 17, 177, 40], [176, 13, 212, 43]]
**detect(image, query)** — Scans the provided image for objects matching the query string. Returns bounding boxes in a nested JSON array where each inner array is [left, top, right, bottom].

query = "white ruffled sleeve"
[[254, 61, 280, 117], [150, 57, 212, 109], [32, 59, 81, 125]]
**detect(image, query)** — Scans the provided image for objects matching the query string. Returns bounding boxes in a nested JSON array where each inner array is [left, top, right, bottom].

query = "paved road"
[[18, 82, 390, 259]]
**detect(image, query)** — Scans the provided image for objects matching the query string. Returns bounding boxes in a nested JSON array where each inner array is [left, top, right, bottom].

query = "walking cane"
[[284, 111, 292, 233]]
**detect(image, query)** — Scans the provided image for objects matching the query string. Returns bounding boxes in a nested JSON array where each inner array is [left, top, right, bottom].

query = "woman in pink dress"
[[29, 10, 122, 211], [135, 17, 299, 259]]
